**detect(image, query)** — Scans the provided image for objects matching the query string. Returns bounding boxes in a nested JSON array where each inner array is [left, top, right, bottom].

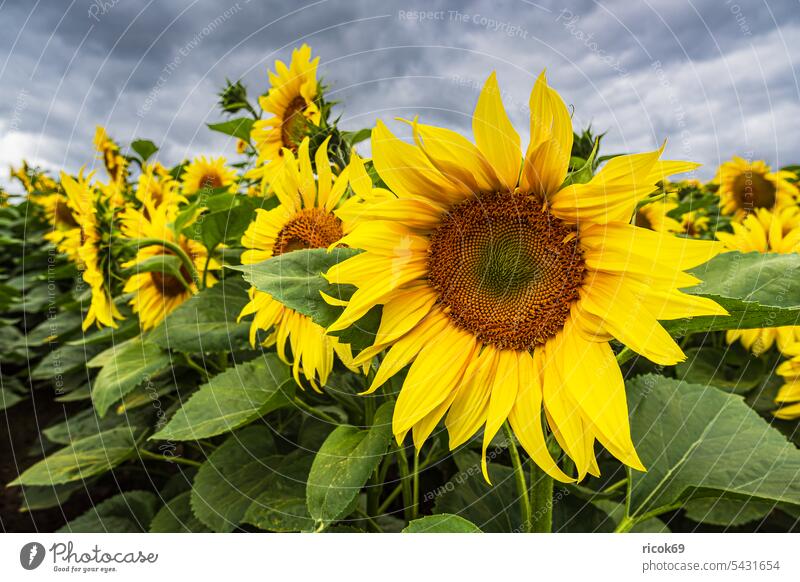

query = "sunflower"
[[249, 45, 322, 182], [181, 156, 237, 196], [238, 137, 360, 388], [714, 156, 798, 220], [39, 191, 83, 262], [775, 344, 800, 420], [634, 199, 681, 233], [679, 209, 710, 237], [121, 199, 218, 330], [137, 164, 184, 208], [325, 72, 726, 482], [60, 173, 124, 330], [717, 207, 800, 355], [93, 126, 128, 188]]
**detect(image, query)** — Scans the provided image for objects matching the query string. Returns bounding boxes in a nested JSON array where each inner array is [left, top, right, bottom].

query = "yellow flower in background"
[[236, 139, 248, 154], [137, 164, 185, 208], [39, 191, 83, 262], [121, 200, 217, 330], [181, 156, 237, 196], [775, 344, 800, 420], [679, 209, 710, 237], [717, 207, 800, 355], [325, 72, 727, 482], [249, 44, 321, 184], [714, 156, 798, 220], [634, 199, 681, 233], [238, 137, 359, 388], [61, 173, 124, 330], [93, 126, 128, 188]]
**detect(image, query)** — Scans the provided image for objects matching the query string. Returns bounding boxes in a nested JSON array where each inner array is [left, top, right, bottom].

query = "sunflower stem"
[[411, 451, 420, 520], [395, 445, 413, 522], [127, 238, 199, 287], [503, 422, 533, 533], [139, 449, 202, 468], [529, 462, 554, 533]]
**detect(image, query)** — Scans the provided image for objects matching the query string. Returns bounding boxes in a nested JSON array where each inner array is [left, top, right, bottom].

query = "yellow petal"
[[472, 72, 521, 191]]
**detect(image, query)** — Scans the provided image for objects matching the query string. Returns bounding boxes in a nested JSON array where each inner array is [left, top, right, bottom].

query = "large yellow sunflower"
[[717, 207, 800, 355], [181, 156, 237, 196], [714, 156, 798, 220], [325, 72, 726, 482], [93, 126, 128, 188], [61, 173, 124, 330], [238, 137, 360, 388], [137, 164, 184, 208], [249, 45, 321, 183], [775, 344, 800, 420], [121, 199, 217, 330]]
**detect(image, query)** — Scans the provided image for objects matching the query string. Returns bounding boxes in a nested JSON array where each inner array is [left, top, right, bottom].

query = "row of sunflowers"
[[2, 44, 800, 533]]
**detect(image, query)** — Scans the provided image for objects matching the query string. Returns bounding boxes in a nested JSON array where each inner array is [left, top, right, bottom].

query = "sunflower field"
[[3, 44, 800, 535]]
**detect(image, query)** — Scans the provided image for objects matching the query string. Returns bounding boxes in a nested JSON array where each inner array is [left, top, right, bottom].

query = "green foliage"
[[403, 514, 482, 533]]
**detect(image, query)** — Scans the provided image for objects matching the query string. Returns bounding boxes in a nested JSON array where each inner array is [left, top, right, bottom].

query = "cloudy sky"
[[1, 0, 798, 193]]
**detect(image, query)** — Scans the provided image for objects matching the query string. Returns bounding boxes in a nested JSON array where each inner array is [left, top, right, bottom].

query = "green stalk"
[[395, 445, 413, 522], [503, 422, 533, 533], [127, 238, 199, 286], [529, 462, 554, 533], [139, 449, 202, 468], [292, 396, 340, 424], [411, 451, 420, 520]]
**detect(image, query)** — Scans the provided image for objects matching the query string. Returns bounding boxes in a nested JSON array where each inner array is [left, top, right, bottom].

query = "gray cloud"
[[1, 0, 798, 194]]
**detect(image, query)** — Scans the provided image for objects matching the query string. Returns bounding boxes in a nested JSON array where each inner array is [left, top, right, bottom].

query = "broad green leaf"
[[199, 197, 258, 250], [58, 491, 158, 533], [150, 355, 293, 441], [675, 346, 764, 394], [672, 252, 800, 335], [626, 375, 800, 519], [242, 451, 315, 532], [306, 402, 393, 526], [0, 386, 25, 410], [18, 482, 87, 512], [31, 343, 104, 380], [92, 338, 171, 417], [130, 139, 158, 162], [42, 406, 150, 445], [150, 491, 211, 533], [402, 514, 482, 533], [191, 426, 299, 532], [341, 128, 371, 147], [230, 247, 361, 327], [684, 498, 772, 527], [26, 310, 83, 344], [207, 117, 254, 142], [149, 276, 251, 353], [10, 427, 138, 486]]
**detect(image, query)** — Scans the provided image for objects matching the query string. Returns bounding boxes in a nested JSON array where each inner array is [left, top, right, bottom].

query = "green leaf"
[[42, 406, 150, 445], [10, 427, 138, 486], [242, 451, 315, 532], [684, 498, 772, 527], [403, 514, 482, 533], [675, 346, 764, 394], [627, 375, 800, 519], [207, 118, 254, 143], [199, 199, 258, 250], [150, 355, 293, 441], [18, 482, 87, 512], [230, 247, 361, 327], [130, 139, 159, 163], [149, 276, 251, 353], [672, 252, 800, 335], [122, 254, 189, 286], [191, 426, 310, 532], [31, 343, 104, 380], [58, 491, 158, 533], [435, 450, 523, 533], [91, 338, 171, 417], [150, 491, 211, 532], [0, 386, 25, 410], [341, 128, 371, 147], [306, 402, 393, 526]]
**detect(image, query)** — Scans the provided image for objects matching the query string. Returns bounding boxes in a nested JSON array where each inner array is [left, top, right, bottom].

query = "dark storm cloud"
[[1, 0, 798, 193]]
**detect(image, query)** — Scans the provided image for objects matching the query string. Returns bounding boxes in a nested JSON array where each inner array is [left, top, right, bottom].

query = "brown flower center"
[[273, 208, 344, 256], [634, 208, 653, 230], [200, 173, 224, 191], [732, 171, 776, 211], [281, 96, 309, 151], [427, 192, 585, 350], [149, 246, 194, 298], [54, 199, 79, 229]]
